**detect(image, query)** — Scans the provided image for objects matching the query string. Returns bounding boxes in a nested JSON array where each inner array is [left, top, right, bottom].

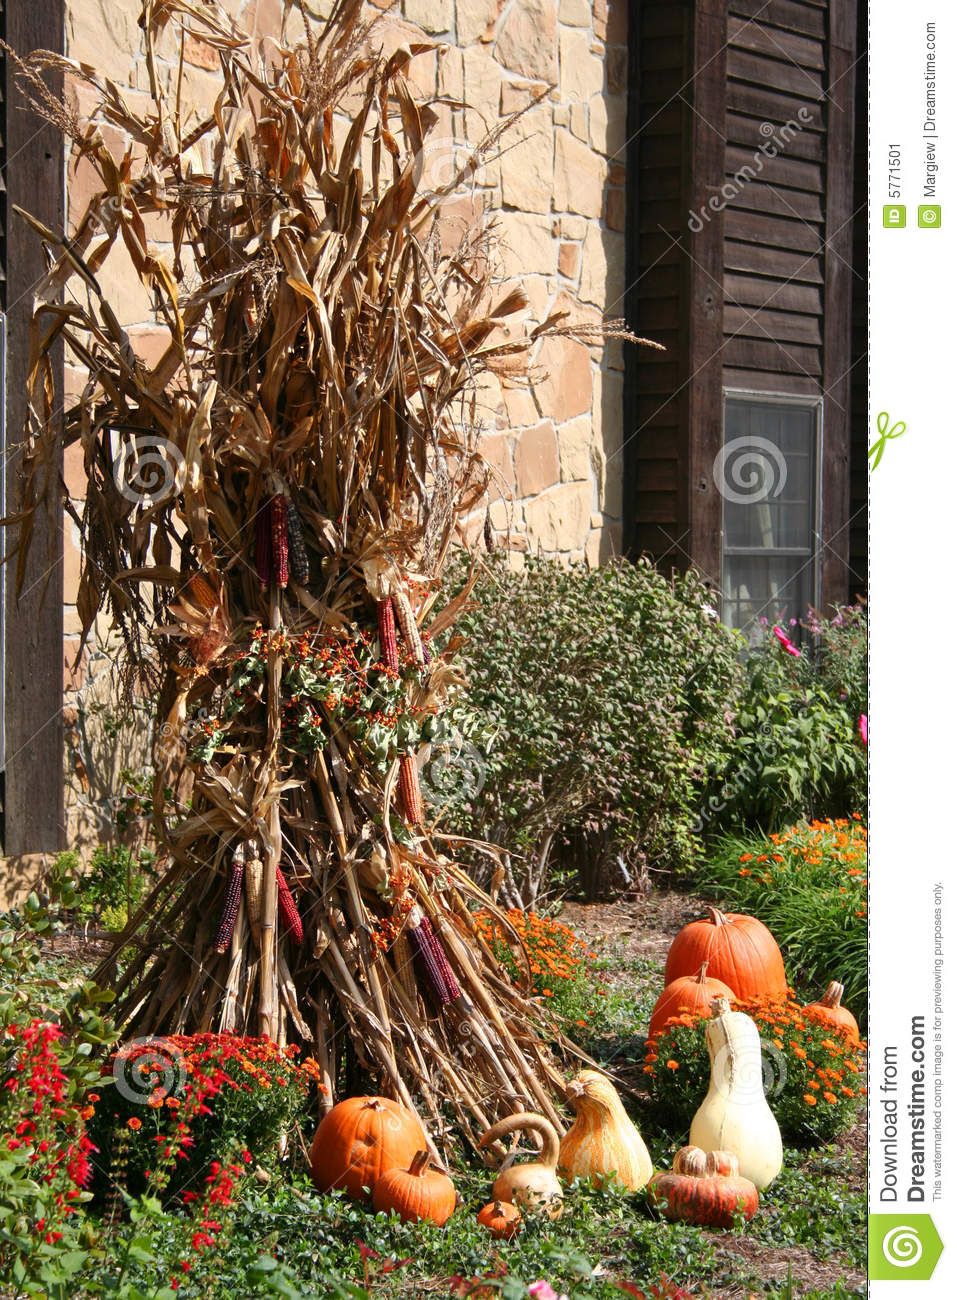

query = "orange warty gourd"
[[308, 1096, 428, 1200], [803, 981, 860, 1041], [371, 1150, 456, 1225], [647, 962, 736, 1039], [477, 1199, 523, 1239], [648, 1145, 759, 1228], [663, 907, 787, 1000]]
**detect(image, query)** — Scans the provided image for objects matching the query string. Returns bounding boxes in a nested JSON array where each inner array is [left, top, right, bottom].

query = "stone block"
[[67, 0, 140, 82], [559, 26, 604, 99], [494, 0, 558, 82], [404, 0, 454, 32], [503, 383, 540, 428], [514, 420, 560, 496], [588, 93, 627, 158], [499, 103, 553, 215], [496, 211, 556, 276], [523, 481, 592, 551], [606, 45, 628, 94], [604, 186, 626, 232], [554, 129, 607, 217], [558, 240, 580, 278], [579, 221, 625, 308], [559, 0, 592, 24], [534, 332, 592, 422], [437, 44, 465, 98], [457, 0, 501, 44], [556, 414, 594, 481], [569, 102, 588, 142]]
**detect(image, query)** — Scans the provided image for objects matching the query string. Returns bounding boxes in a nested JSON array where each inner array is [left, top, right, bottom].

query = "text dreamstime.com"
[[688, 107, 813, 233]]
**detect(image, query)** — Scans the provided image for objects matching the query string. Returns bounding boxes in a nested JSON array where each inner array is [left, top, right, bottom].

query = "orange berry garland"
[[643, 994, 866, 1145]]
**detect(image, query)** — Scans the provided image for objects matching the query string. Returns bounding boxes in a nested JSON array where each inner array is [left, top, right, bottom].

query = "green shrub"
[[69, 844, 156, 927], [699, 817, 868, 1023], [435, 556, 742, 899], [702, 617, 866, 833]]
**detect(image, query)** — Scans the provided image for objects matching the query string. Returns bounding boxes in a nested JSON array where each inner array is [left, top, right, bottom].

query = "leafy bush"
[[435, 556, 742, 899], [702, 618, 866, 832], [699, 817, 867, 1021], [643, 994, 865, 1146], [89, 1033, 325, 1203], [805, 604, 868, 723]]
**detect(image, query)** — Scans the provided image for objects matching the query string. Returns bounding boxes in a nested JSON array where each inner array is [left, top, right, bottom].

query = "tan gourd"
[[478, 1111, 564, 1218], [558, 1070, 654, 1191], [689, 996, 783, 1189]]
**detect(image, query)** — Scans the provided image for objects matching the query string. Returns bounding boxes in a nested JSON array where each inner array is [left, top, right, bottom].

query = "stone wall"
[[56, 0, 628, 849]]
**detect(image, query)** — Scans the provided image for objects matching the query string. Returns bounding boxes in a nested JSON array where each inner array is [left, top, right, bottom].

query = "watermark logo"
[[868, 1214, 943, 1280], [713, 436, 787, 505], [420, 739, 487, 807], [868, 412, 906, 471], [114, 435, 186, 506], [412, 136, 486, 199], [709, 1036, 788, 1100], [883, 205, 906, 228], [918, 205, 941, 228], [113, 1036, 187, 1107], [689, 109, 812, 232]]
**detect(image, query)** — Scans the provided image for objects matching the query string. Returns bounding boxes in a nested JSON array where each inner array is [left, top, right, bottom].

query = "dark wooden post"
[[820, 0, 858, 610], [3, 0, 66, 854]]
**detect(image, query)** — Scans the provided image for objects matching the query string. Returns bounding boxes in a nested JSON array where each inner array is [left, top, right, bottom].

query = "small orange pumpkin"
[[663, 907, 787, 1001], [477, 1199, 523, 1239], [308, 1096, 428, 1201], [372, 1150, 456, 1225], [803, 981, 860, 1041], [648, 962, 736, 1039], [648, 1145, 759, 1228]]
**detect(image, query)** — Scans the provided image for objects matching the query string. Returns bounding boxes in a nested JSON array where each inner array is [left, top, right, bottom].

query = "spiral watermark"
[[882, 1225, 923, 1267], [713, 436, 788, 505], [114, 435, 186, 506], [412, 136, 486, 199], [708, 1035, 788, 1100], [420, 739, 487, 806], [112, 1036, 187, 1107]]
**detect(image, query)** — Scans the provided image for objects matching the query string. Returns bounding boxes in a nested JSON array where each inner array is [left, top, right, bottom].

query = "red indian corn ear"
[[276, 866, 304, 944], [285, 498, 310, 584], [270, 494, 289, 589], [392, 588, 425, 665], [377, 598, 399, 672], [399, 754, 423, 824], [215, 847, 245, 954], [255, 506, 272, 589], [408, 915, 460, 1004]]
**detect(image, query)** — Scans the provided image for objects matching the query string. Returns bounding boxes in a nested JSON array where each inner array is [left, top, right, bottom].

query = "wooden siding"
[[847, 0, 868, 601], [2, 0, 66, 854], [722, 0, 829, 391]]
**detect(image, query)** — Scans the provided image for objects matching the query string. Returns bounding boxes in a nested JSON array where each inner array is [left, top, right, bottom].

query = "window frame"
[[719, 387, 824, 633]]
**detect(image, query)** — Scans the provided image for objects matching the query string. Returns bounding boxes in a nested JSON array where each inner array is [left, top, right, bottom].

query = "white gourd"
[[689, 996, 783, 1189]]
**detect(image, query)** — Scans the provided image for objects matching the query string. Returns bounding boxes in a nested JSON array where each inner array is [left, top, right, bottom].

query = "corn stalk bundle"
[[4, 0, 652, 1147]]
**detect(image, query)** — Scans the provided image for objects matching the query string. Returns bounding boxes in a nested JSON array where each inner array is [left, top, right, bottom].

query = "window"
[[719, 392, 821, 637]]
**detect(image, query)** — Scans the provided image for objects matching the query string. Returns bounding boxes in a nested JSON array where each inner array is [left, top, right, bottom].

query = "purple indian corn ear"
[[255, 506, 272, 589], [215, 846, 245, 954], [408, 914, 460, 1005], [285, 498, 310, 584], [392, 588, 425, 665], [399, 753, 423, 825], [276, 866, 304, 944], [270, 494, 289, 589], [377, 598, 399, 672]]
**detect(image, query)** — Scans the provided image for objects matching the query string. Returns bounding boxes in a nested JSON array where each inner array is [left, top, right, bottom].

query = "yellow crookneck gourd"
[[689, 996, 783, 1189], [558, 1070, 654, 1191], [478, 1112, 564, 1219]]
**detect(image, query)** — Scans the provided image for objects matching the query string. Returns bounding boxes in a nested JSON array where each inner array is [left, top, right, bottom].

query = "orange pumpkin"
[[663, 907, 787, 1000], [477, 1199, 523, 1238], [371, 1150, 456, 1225], [648, 1145, 759, 1228], [308, 1096, 428, 1200], [803, 981, 860, 1041], [648, 962, 736, 1039]]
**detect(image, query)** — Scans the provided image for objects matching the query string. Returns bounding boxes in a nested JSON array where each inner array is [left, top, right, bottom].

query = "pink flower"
[[773, 626, 801, 657], [529, 1285, 559, 1300], [858, 714, 867, 745]]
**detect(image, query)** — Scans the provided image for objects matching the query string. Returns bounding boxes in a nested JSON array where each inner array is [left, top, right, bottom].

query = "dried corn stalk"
[[3, 0, 655, 1149]]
